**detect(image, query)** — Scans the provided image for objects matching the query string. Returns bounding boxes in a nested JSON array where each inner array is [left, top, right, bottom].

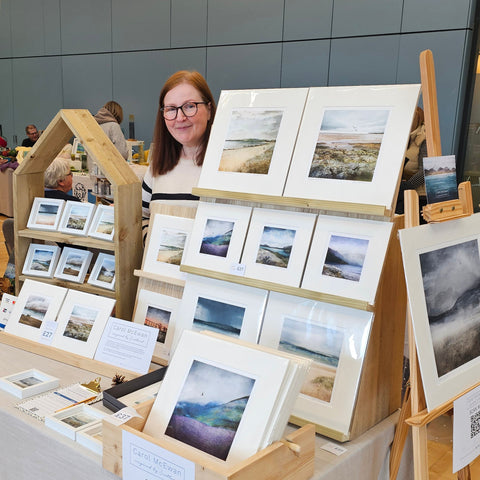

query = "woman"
[[94, 101, 129, 160], [142, 70, 216, 238]]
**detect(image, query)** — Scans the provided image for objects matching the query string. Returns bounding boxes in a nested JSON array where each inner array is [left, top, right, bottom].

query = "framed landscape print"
[[399, 213, 480, 411], [0, 369, 59, 398], [142, 213, 194, 280], [58, 200, 96, 236], [87, 253, 116, 290], [283, 84, 421, 209], [259, 292, 373, 436], [241, 208, 316, 287], [182, 202, 252, 274], [27, 197, 65, 231], [50, 290, 116, 358], [54, 247, 93, 283], [88, 204, 114, 241], [132, 289, 181, 363], [22, 243, 61, 278], [143, 330, 291, 464], [197, 88, 309, 196], [5, 279, 67, 342], [172, 274, 268, 352], [301, 215, 393, 303]]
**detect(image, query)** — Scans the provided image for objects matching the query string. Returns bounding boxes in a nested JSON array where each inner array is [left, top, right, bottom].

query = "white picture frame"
[[142, 214, 194, 280], [54, 247, 93, 284], [22, 243, 61, 278], [50, 290, 116, 358], [75, 421, 103, 455], [259, 292, 373, 436], [240, 207, 316, 287], [283, 84, 421, 209], [173, 274, 268, 352], [399, 213, 480, 411], [88, 204, 114, 241], [143, 330, 291, 464], [5, 279, 68, 342], [58, 200, 96, 236], [197, 88, 309, 196], [132, 289, 181, 363], [87, 253, 116, 290], [301, 215, 393, 304], [27, 197, 65, 231], [0, 369, 59, 399], [182, 202, 252, 274]]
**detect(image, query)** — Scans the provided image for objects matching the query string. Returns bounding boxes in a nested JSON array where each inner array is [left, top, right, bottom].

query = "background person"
[[44, 157, 79, 202], [21, 124, 39, 147], [94, 101, 129, 160]]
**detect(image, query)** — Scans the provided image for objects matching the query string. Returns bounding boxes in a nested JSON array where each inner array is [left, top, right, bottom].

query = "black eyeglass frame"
[[160, 101, 208, 120]]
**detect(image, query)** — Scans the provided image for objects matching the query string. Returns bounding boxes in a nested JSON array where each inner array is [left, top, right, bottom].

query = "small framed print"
[[45, 404, 107, 441], [301, 215, 393, 304], [72, 137, 86, 156], [88, 204, 114, 241], [132, 289, 181, 363], [241, 208, 316, 287], [76, 421, 103, 455], [54, 247, 93, 284], [58, 200, 96, 236], [87, 253, 115, 290], [182, 202, 252, 274], [0, 369, 59, 398], [142, 214, 194, 280], [197, 88, 309, 196], [22, 243, 61, 278], [27, 197, 65, 231]]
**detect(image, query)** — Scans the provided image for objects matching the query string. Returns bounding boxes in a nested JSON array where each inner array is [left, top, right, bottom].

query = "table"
[[0, 167, 14, 217]]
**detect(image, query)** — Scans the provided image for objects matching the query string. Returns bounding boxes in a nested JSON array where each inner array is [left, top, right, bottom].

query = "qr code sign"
[[470, 410, 480, 438]]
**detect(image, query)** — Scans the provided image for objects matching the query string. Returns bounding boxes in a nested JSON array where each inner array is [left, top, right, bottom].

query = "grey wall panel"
[[207, 44, 282, 101], [60, 0, 111, 54], [0, 0, 12, 58], [332, 0, 402, 37], [172, 0, 208, 48], [283, 0, 333, 41], [112, 0, 170, 51], [397, 31, 470, 155], [402, 0, 473, 32], [0, 60, 14, 145], [207, 0, 284, 45], [43, 0, 61, 55], [281, 40, 330, 87], [329, 35, 399, 86], [11, 0, 48, 56], [113, 48, 207, 145], [62, 54, 113, 113], [12, 57, 63, 139]]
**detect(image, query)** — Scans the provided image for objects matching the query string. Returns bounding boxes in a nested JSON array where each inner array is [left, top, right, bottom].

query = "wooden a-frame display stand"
[[389, 50, 476, 480]]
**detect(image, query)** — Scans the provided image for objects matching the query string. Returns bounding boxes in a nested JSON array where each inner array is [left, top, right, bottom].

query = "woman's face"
[[163, 82, 211, 149]]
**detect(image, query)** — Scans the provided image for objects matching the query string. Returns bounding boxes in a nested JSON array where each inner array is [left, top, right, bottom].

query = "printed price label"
[[108, 407, 143, 426], [321, 442, 347, 456], [230, 263, 246, 276], [39, 320, 58, 345]]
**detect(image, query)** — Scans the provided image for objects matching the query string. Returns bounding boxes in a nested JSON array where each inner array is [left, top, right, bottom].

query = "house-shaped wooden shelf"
[[13, 109, 142, 320]]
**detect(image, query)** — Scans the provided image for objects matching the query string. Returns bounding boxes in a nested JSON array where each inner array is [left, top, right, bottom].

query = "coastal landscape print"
[[419, 239, 480, 377], [200, 219, 234, 258], [322, 234, 369, 282], [279, 316, 344, 402], [19, 294, 52, 328], [36, 203, 60, 226], [30, 248, 54, 273], [144, 305, 171, 344], [255, 225, 296, 268], [309, 108, 390, 181], [165, 360, 255, 460], [65, 204, 90, 231], [62, 412, 97, 429], [97, 256, 115, 284], [61, 252, 86, 277], [156, 228, 187, 265], [423, 155, 458, 204], [95, 209, 114, 235], [63, 304, 98, 342], [193, 297, 245, 337], [13, 376, 43, 388], [219, 108, 283, 174]]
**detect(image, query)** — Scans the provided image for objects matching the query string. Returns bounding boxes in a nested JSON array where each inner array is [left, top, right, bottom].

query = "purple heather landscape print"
[[165, 360, 255, 460], [200, 219, 234, 258], [256, 226, 296, 268], [419, 238, 480, 377], [63, 304, 99, 342]]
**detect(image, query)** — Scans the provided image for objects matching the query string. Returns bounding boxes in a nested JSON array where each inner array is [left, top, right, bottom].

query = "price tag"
[[107, 407, 143, 426], [230, 263, 246, 276], [39, 320, 58, 345], [321, 442, 347, 456]]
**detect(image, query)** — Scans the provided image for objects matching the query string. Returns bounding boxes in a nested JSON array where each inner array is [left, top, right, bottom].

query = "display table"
[[0, 340, 412, 480], [0, 167, 14, 217]]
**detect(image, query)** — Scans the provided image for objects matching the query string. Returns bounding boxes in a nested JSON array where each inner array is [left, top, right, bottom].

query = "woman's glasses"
[[161, 101, 208, 120]]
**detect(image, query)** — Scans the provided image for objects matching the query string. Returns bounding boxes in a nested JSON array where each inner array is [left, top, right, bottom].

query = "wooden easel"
[[389, 50, 475, 480]]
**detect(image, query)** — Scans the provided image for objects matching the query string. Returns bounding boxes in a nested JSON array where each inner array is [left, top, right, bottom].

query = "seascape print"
[[62, 412, 97, 428], [36, 203, 59, 226], [62, 252, 85, 277], [219, 108, 283, 174], [97, 257, 115, 284], [322, 235, 369, 282], [156, 228, 187, 265], [65, 205, 89, 231], [423, 155, 458, 204], [13, 376, 43, 388], [30, 248, 54, 273], [256, 226, 295, 268], [200, 219, 234, 258], [144, 305, 171, 344], [419, 239, 480, 377], [95, 209, 114, 235], [193, 297, 245, 337], [279, 316, 344, 402], [309, 108, 390, 182], [165, 360, 255, 460], [63, 305, 99, 342], [19, 294, 52, 328]]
